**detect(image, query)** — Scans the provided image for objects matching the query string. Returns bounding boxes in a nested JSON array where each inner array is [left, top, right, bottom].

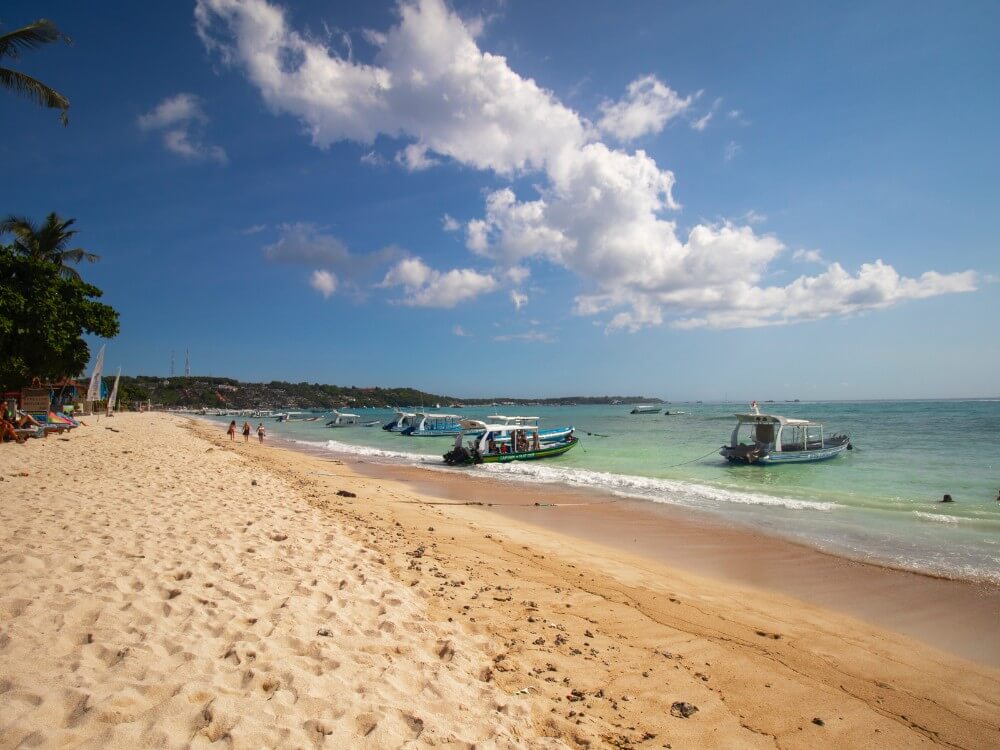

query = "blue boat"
[[720, 403, 851, 465], [382, 410, 418, 432], [403, 412, 464, 437]]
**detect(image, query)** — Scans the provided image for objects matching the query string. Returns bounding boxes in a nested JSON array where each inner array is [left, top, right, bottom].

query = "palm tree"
[[1, 213, 99, 280], [0, 19, 71, 125]]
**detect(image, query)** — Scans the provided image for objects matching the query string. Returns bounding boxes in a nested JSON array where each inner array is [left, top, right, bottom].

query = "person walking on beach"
[[227, 420, 237, 441], [242, 421, 251, 443], [257, 422, 266, 444]]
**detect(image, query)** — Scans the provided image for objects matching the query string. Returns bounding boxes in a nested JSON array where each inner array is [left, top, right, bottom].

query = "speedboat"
[[277, 412, 320, 422], [403, 412, 463, 437], [443, 419, 578, 465], [720, 402, 851, 465], [383, 411, 417, 432], [631, 404, 662, 414], [483, 415, 574, 442], [326, 410, 378, 427]]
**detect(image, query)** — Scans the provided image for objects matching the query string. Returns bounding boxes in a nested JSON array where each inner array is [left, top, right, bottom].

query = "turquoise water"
[[209, 400, 1000, 583]]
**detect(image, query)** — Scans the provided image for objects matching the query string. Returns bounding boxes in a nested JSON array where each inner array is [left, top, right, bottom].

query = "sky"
[[2, 0, 998, 400]]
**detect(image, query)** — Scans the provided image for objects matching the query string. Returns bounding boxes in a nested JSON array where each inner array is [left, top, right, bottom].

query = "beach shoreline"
[[2, 413, 998, 749], [272, 428, 1000, 667]]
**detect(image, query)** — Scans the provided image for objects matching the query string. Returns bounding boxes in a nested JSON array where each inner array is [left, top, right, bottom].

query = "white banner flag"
[[107, 368, 121, 416], [86, 345, 105, 402]]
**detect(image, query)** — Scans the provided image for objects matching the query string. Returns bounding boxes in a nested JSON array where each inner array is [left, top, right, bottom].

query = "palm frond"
[[0, 214, 38, 238], [0, 67, 69, 121], [58, 248, 99, 265], [0, 19, 71, 61]]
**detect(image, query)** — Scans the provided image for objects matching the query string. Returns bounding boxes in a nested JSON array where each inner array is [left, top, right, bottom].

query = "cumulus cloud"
[[137, 93, 227, 163], [452, 324, 470, 336], [510, 290, 527, 309], [310, 269, 337, 298], [441, 213, 461, 232], [597, 75, 692, 141], [379, 257, 497, 307], [793, 248, 824, 264], [197, 0, 977, 330]]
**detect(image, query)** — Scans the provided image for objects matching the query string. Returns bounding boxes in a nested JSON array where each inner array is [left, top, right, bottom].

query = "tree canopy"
[[0, 245, 119, 390], [1, 212, 99, 280]]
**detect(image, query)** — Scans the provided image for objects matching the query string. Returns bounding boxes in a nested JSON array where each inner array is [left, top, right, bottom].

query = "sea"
[[207, 400, 1000, 585]]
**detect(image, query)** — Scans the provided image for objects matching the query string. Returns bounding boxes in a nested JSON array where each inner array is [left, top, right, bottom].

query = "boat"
[[443, 420, 579, 465], [326, 410, 379, 427], [403, 412, 463, 437], [720, 402, 851, 465], [631, 404, 662, 414], [482, 415, 574, 442], [276, 412, 321, 422], [382, 411, 418, 432]]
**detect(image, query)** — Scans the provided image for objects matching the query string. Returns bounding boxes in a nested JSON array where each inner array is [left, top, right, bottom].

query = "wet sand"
[[353, 460, 1000, 667]]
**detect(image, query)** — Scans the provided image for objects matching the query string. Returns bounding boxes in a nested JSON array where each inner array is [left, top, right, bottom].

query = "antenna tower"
[[185, 349, 191, 377], [170, 350, 175, 377]]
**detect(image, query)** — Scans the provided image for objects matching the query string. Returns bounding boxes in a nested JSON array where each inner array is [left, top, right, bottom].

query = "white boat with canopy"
[[720, 402, 851, 464], [382, 411, 417, 432], [444, 419, 578, 464], [404, 412, 463, 437], [326, 410, 379, 427]]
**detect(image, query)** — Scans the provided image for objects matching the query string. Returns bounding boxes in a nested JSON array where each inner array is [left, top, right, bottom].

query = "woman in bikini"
[[227, 420, 237, 441]]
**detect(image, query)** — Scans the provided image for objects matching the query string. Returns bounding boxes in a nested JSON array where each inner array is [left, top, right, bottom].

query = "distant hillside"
[[116, 376, 663, 410]]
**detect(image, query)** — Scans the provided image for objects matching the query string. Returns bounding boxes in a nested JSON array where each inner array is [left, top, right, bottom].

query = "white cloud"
[[510, 290, 527, 309], [242, 223, 267, 235], [689, 112, 712, 131], [504, 265, 530, 284], [380, 256, 497, 307], [198, 0, 977, 331], [597, 75, 692, 141], [396, 143, 440, 171], [725, 140, 741, 161], [441, 213, 461, 232], [310, 269, 337, 298], [137, 93, 227, 163], [452, 324, 470, 336], [793, 248, 824, 264], [493, 330, 555, 343], [360, 150, 386, 166]]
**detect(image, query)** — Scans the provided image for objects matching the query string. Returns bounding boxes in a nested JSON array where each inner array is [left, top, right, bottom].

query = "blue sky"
[[2, 0, 997, 399]]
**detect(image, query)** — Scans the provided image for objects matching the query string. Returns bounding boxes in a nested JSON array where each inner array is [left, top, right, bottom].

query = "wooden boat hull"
[[444, 438, 578, 465]]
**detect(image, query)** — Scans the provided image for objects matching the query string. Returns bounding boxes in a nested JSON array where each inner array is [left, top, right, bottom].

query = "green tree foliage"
[[0, 246, 119, 390], [0, 18, 71, 125], [1, 212, 98, 280]]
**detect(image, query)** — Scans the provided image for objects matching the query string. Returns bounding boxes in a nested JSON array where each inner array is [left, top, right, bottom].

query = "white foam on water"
[[294, 438, 435, 463], [475, 461, 837, 512], [913, 511, 963, 524]]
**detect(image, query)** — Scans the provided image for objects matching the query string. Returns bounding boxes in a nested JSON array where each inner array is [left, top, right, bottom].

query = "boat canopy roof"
[[416, 412, 461, 419], [460, 419, 539, 433], [487, 414, 539, 423], [333, 410, 360, 418], [733, 412, 817, 426]]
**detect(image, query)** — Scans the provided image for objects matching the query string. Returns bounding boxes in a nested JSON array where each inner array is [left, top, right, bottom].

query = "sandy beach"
[[2, 413, 998, 749]]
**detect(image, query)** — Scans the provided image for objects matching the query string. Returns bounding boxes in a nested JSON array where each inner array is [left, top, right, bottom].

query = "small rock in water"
[[670, 702, 698, 719]]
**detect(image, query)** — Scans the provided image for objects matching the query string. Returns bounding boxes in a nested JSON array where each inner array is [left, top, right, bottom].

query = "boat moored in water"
[[720, 402, 851, 465], [403, 412, 463, 437], [382, 411, 417, 432], [443, 419, 578, 465], [631, 404, 662, 414], [326, 410, 379, 427]]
